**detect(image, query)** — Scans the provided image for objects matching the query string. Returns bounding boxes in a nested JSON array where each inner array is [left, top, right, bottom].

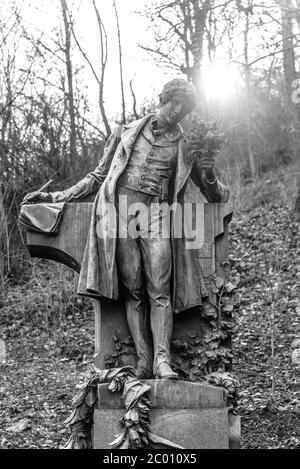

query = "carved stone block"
[[94, 380, 230, 449]]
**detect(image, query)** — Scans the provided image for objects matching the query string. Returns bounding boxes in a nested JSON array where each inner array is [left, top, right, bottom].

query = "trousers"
[[115, 185, 173, 374]]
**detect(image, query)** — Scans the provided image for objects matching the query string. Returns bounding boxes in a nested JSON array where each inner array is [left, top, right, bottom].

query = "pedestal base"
[[93, 380, 240, 449]]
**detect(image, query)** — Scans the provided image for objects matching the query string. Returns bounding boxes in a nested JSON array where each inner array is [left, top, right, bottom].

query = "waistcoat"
[[117, 119, 183, 201]]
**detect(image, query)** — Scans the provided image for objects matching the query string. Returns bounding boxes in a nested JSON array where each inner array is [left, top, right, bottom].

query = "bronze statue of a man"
[[22, 79, 229, 380]]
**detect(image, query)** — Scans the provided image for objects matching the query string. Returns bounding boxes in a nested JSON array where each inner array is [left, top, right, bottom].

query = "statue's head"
[[158, 79, 197, 128]]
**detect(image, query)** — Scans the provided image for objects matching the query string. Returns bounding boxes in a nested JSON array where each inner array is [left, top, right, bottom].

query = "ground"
[[0, 168, 299, 449]]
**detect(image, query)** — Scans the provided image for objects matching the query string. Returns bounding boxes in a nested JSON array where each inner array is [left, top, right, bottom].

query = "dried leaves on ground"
[[231, 196, 300, 448]]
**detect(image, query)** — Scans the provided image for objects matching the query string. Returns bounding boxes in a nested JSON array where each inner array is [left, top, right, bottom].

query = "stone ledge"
[[97, 379, 226, 409]]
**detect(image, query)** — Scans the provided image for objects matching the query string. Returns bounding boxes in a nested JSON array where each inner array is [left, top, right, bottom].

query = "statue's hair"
[[159, 79, 197, 111]]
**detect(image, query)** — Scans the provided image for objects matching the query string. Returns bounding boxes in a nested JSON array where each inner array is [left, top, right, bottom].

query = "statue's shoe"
[[155, 362, 179, 380]]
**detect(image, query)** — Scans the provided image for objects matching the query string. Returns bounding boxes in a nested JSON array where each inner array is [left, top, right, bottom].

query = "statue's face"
[[158, 96, 191, 128]]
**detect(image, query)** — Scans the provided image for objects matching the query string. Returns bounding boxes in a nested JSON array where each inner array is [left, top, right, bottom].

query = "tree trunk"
[[295, 182, 300, 220], [93, 0, 111, 138], [243, 2, 256, 177], [61, 0, 77, 163], [280, 0, 296, 103], [113, 0, 126, 124], [190, 0, 211, 108], [276, 1, 300, 215]]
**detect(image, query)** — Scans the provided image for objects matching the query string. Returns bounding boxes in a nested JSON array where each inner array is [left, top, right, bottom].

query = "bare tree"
[[93, 0, 111, 137], [274, 0, 300, 216], [275, 0, 297, 103], [237, 0, 256, 177], [139, 0, 216, 100], [71, 0, 111, 137], [60, 0, 78, 162], [113, 0, 126, 124]]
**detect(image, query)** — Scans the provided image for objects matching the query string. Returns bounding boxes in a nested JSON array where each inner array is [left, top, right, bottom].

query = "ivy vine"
[[171, 272, 241, 408]]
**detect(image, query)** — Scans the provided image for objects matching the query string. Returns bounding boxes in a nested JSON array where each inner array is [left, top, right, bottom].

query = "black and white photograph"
[[0, 0, 299, 452]]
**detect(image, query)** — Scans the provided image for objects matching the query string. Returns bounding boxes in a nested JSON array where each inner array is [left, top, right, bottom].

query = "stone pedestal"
[[94, 380, 237, 450]]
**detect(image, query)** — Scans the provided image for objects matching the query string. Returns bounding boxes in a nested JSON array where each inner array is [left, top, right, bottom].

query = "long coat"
[[77, 114, 229, 314]]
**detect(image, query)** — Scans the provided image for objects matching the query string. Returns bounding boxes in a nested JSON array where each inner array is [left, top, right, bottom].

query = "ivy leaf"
[[215, 277, 224, 289], [232, 275, 241, 287], [196, 346, 206, 355], [209, 320, 218, 328], [216, 347, 233, 358], [202, 304, 218, 319], [221, 260, 231, 274], [221, 319, 235, 330], [199, 356, 209, 365], [209, 284, 220, 294], [212, 330, 224, 340], [225, 282, 237, 294], [209, 341, 219, 350], [222, 303, 234, 315], [220, 330, 229, 340], [205, 350, 217, 359], [222, 295, 233, 305], [233, 292, 242, 307], [172, 339, 189, 352]]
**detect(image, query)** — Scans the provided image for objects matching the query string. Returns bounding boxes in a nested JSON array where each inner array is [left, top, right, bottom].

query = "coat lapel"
[[121, 114, 154, 156], [173, 137, 195, 200]]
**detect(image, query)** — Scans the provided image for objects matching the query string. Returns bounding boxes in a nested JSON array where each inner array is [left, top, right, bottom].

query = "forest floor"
[[0, 167, 299, 449]]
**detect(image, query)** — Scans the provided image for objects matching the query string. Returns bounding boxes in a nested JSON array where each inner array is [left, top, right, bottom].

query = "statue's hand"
[[21, 191, 52, 206], [197, 153, 215, 181], [198, 154, 215, 171]]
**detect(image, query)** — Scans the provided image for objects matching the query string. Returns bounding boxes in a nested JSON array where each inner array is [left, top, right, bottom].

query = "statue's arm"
[[50, 173, 100, 203], [49, 126, 123, 203], [190, 157, 230, 203]]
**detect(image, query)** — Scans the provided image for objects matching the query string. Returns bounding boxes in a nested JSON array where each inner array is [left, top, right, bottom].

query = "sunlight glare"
[[203, 62, 239, 102]]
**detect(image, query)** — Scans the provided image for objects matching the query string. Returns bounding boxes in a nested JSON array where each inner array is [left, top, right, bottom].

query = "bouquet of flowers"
[[185, 116, 224, 159]]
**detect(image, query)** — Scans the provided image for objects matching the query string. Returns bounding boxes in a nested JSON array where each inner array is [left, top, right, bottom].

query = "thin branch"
[[60, 0, 78, 161], [113, 0, 126, 124], [92, 0, 111, 137], [129, 78, 139, 120], [138, 44, 182, 70], [158, 10, 186, 44], [71, 24, 101, 86]]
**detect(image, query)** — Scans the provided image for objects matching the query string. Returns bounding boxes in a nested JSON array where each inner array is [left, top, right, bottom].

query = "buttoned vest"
[[117, 120, 182, 201]]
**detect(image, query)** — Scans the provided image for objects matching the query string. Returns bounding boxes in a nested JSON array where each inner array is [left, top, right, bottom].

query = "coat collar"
[[121, 114, 154, 155], [150, 117, 184, 142]]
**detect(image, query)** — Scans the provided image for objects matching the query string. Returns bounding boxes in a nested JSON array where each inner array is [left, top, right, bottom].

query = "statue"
[[22, 79, 229, 381]]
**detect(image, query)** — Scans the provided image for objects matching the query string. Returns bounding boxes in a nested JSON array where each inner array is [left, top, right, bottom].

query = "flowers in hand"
[[185, 116, 224, 159]]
